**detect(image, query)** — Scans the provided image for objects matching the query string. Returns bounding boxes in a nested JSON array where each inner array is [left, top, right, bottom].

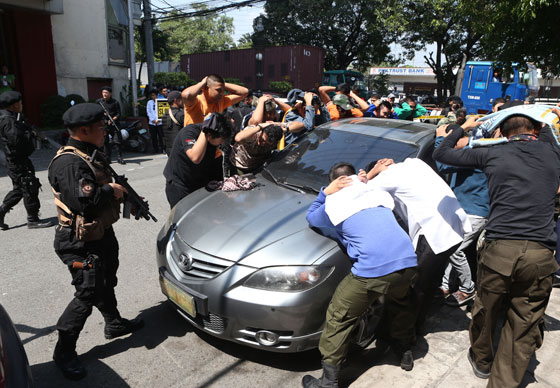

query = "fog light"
[[255, 330, 280, 346]]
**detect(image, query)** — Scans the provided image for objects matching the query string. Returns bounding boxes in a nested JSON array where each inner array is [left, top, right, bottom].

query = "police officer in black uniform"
[[161, 90, 184, 155], [48, 103, 143, 380], [96, 86, 125, 165], [0, 91, 53, 230]]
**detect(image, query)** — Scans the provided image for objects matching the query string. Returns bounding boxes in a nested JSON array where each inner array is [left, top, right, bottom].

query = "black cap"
[[101, 86, 112, 93], [167, 90, 181, 104], [0, 91, 22, 108], [63, 103, 105, 128]]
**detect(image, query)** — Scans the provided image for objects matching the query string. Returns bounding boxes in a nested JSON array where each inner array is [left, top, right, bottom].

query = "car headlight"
[[244, 266, 334, 292]]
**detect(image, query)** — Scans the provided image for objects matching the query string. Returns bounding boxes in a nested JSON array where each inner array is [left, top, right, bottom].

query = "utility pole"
[[128, 0, 138, 116], [142, 0, 155, 89]]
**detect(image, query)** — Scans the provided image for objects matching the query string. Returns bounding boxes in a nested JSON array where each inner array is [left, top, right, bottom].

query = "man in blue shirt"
[[302, 162, 418, 388]]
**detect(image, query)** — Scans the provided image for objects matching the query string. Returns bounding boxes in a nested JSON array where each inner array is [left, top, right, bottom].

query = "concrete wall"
[[0, 0, 63, 14], [50, 0, 128, 106]]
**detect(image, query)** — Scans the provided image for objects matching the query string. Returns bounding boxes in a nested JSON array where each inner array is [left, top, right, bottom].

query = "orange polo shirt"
[[184, 94, 235, 125], [327, 102, 363, 121]]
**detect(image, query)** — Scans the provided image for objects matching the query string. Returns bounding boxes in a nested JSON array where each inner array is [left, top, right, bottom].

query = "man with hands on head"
[[247, 93, 291, 127], [302, 162, 418, 388], [164, 113, 232, 208], [319, 84, 369, 121], [229, 121, 283, 174], [182, 74, 248, 126], [283, 89, 331, 141]]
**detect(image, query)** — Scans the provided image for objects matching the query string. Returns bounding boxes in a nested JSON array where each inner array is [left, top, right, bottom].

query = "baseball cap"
[[332, 94, 353, 110]]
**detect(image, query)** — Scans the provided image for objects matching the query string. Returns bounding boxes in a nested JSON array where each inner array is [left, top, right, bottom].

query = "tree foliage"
[[254, 0, 394, 70], [397, 0, 486, 99], [478, 0, 560, 74], [159, 9, 236, 61]]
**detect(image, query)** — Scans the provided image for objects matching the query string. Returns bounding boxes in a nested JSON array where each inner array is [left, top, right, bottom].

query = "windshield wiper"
[[262, 167, 304, 193], [279, 181, 320, 194]]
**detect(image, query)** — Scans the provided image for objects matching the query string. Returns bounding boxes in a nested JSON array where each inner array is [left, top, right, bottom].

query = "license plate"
[[139, 128, 147, 134], [160, 276, 196, 318]]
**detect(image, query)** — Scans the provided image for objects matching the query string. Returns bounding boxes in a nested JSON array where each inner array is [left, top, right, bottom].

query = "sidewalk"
[[347, 288, 560, 388]]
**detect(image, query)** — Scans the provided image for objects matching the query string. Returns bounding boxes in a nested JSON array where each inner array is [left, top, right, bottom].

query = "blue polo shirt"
[[306, 190, 417, 278]]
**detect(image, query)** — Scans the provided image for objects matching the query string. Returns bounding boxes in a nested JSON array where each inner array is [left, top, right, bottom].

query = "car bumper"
[[158, 267, 325, 353]]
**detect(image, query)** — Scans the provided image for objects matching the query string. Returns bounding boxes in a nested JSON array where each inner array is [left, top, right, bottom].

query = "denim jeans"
[[441, 215, 487, 293]]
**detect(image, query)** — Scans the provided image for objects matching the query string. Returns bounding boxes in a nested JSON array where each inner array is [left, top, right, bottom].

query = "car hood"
[[174, 177, 337, 263]]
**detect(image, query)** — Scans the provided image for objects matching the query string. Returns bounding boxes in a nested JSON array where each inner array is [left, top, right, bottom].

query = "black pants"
[[104, 125, 123, 161], [149, 124, 163, 153], [56, 228, 121, 345], [2, 159, 40, 218], [165, 180, 191, 209], [413, 235, 460, 326]]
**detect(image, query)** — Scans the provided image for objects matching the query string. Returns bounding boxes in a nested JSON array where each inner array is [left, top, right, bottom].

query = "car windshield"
[[265, 127, 419, 190]]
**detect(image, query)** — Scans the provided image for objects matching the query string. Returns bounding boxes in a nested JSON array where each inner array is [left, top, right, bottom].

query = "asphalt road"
[[1, 147, 559, 388]]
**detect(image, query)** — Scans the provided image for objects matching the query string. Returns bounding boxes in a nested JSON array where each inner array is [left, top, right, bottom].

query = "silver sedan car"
[[156, 118, 436, 353]]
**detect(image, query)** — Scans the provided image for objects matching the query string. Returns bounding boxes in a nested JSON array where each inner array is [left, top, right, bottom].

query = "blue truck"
[[459, 61, 537, 114]]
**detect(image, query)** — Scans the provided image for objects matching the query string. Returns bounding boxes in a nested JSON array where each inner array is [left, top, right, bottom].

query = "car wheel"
[[351, 297, 385, 349]]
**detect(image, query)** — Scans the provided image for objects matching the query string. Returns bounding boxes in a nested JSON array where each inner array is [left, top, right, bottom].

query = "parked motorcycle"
[[119, 120, 151, 153]]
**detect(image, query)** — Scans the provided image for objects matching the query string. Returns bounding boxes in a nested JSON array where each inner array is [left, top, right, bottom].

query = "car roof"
[[321, 118, 436, 144]]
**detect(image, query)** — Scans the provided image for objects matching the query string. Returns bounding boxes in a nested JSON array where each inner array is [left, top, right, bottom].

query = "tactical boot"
[[116, 151, 126, 165], [53, 333, 87, 380], [392, 341, 414, 371], [0, 205, 8, 230], [301, 361, 340, 388], [104, 317, 144, 339], [27, 214, 54, 229]]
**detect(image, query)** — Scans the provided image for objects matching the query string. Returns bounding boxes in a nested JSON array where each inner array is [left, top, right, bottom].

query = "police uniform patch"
[[185, 139, 196, 146], [79, 178, 94, 197]]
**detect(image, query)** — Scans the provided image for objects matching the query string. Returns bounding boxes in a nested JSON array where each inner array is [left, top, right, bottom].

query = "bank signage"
[[370, 67, 435, 76]]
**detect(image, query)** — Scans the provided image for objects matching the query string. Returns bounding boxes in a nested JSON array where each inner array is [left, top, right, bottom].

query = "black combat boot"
[[0, 205, 8, 230], [104, 317, 144, 339], [116, 149, 126, 165], [301, 361, 340, 388], [27, 214, 54, 229], [53, 332, 87, 380], [392, 341, 414, 371]]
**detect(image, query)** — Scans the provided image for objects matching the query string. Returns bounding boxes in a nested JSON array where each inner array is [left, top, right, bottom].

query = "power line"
[[153, 0, 266, 22]]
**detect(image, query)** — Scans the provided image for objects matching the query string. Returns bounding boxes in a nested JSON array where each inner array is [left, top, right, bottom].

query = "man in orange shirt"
[[181, 74, 249, 126], [319, 85, 368, 121]]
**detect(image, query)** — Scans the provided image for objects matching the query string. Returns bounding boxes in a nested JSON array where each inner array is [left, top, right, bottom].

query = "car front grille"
[[168, 234, 233, 280], [202, 313, 227, 334]]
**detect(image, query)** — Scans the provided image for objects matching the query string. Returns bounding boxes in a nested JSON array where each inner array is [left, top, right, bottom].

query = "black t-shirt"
[[96, 97, 121, 124], [433, 125, 560, 248], [163, 124, 223, 191], [0, 109, 35, 161]]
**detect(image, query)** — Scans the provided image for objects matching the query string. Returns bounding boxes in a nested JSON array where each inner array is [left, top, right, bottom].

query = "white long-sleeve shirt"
[[147, 99, 161, 126], [367, 158, 471, 254]]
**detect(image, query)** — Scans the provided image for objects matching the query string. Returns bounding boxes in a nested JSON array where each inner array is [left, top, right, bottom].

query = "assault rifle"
[[92, 150, 158, 222], [98, 100, 120, 130]]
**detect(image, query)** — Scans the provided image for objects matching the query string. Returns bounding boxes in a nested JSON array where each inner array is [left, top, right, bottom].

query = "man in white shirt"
[[364, 158, 471, 329], [147, 89, 163, 153]]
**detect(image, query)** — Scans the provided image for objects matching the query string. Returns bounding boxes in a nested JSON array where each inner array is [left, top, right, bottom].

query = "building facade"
[[0, 0, 133, 124]]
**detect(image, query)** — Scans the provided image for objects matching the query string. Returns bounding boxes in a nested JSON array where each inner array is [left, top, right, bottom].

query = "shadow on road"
[[15, 323, 56, 345], [32, 358, 132, 388], [30, 302, 190, 388]]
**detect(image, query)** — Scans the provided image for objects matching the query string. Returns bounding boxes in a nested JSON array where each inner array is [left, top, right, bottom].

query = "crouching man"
[[302, 162, 418, 388]]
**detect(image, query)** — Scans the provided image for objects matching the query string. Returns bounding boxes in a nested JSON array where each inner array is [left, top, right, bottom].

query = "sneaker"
[[434, 287, 450, 298], [445, 290, 475, 306], [467, 348, 490, 379], [553, 274, 560, 288]]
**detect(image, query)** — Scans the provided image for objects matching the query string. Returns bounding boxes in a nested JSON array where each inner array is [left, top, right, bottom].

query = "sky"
[[149, 0, 433, 67]]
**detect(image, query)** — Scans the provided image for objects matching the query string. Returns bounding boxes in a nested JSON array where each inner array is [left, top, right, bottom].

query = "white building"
[[0, 0, 140, 124]]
